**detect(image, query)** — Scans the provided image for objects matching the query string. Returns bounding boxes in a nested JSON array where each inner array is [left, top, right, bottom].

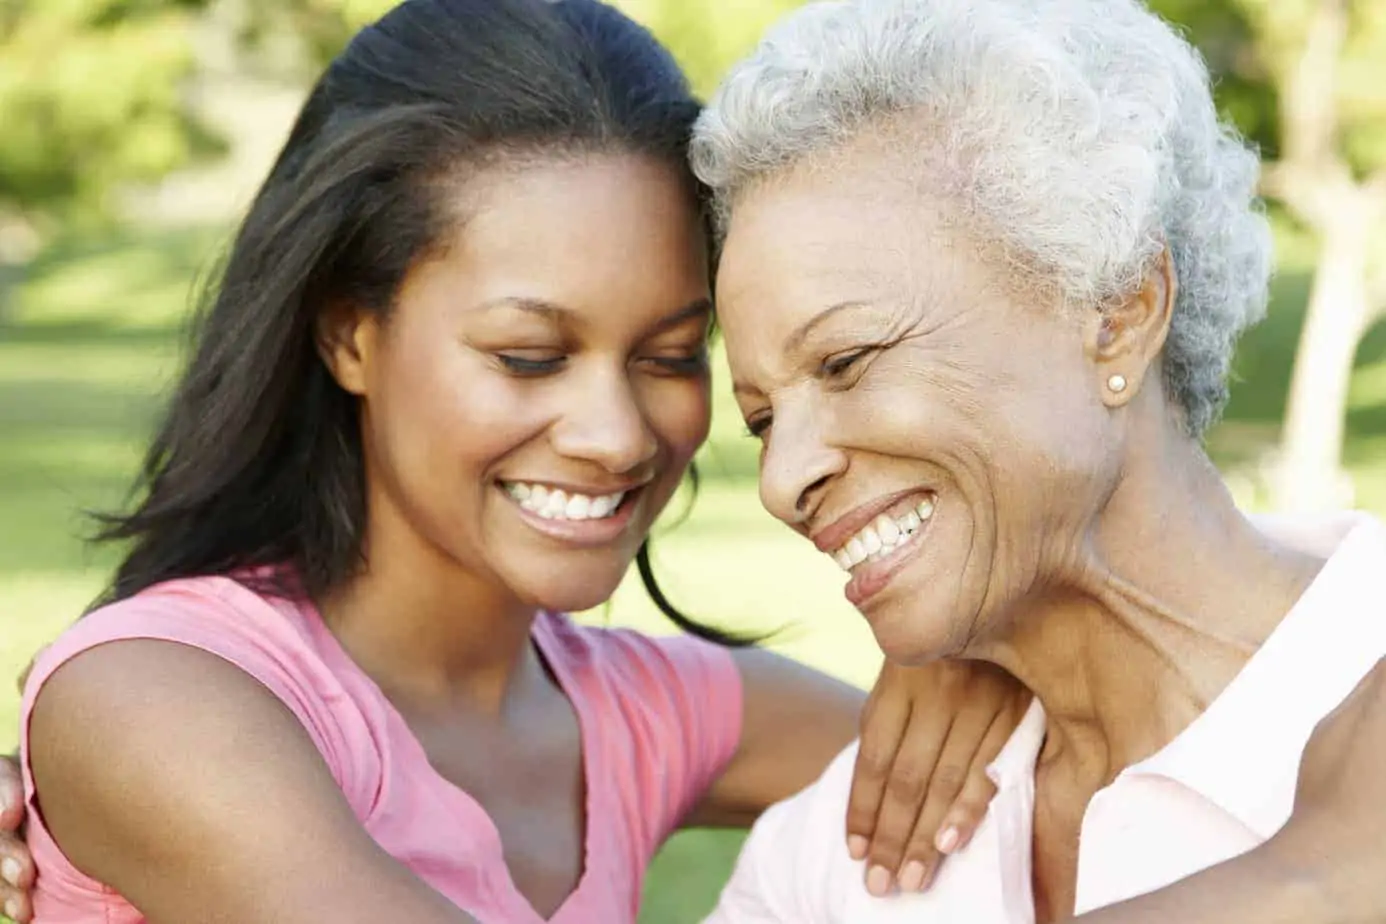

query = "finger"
[[1, 881, 33, 923], [863, 707, 951, 896], [0, 836, 36, 893], [893, 705, 999, 892], [0, 758, 24, 833], [931, 707, 1013, 859], [846, 691, 910, 861]]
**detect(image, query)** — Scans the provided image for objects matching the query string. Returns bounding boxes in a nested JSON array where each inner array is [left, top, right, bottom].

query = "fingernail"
[[847, 835, 868, 860], [935, 825, 961, 854], [898, 860, 927, 892], [1, 857, 19, 887], [4, 896, 18, 920], [866, 865, 893, 897]]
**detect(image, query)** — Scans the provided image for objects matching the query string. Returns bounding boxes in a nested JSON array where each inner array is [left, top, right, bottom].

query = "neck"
[[973, 422, 1325, 782], [318, 490, 542, 719]]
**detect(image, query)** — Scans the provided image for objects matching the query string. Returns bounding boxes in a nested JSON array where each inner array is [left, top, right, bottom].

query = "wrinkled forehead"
[[713, 156, 984, 356]]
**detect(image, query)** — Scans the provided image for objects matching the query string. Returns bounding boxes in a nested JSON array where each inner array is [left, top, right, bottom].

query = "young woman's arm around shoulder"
[[693, 649, 1027, 895], [28, 639, 478, 924]]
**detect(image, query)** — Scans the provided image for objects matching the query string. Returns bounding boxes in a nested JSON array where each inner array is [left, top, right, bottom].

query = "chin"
[[860, 573, 982, 665], [869, 614, 963, 666], [510, 561, 632, 615]]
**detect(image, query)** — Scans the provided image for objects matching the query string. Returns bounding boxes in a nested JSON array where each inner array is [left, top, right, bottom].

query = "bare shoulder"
[[29, 639, 475, 924]]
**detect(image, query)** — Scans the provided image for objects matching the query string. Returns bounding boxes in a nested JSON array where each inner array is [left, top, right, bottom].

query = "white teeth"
[[503, 482, 626, 521], [565, 493, 591, 519], [845, 537, 867, 566], [830, 497, 935, 573], [862, 528, 883, 555], [544, 489, 568, 519]]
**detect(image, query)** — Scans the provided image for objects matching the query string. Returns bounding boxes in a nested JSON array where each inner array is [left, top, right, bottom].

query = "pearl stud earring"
[[1107, 374, 1128, 394]]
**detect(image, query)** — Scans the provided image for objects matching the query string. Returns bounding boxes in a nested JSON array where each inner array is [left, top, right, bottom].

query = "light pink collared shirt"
[[705, 512, 1386, 923]]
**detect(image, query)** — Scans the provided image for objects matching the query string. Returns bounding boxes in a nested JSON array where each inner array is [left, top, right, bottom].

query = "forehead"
[[416, 153, 710, 326], [713, 155, 982, 352]]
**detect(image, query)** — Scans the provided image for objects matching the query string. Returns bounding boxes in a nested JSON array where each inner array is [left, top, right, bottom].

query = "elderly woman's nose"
[[758, 405, 847, 526]]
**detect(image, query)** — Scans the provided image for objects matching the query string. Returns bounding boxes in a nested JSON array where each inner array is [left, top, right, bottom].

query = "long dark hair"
[[94, 0, 747, 644]]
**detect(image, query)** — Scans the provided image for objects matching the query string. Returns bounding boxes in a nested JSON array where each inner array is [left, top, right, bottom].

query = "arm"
[[1070, 658, 1386, 924], [27, 639, 480, 924], [690, 650, 1027, 894]]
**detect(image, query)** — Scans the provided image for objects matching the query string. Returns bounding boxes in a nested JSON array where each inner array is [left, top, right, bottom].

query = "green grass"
[[2, 225, 1385, 923]]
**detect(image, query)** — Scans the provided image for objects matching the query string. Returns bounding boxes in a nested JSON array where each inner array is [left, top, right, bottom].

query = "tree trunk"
[[1270, 195, 1377, 512]]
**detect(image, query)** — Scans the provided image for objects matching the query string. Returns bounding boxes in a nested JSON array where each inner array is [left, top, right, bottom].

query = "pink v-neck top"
[[19, 575, 744, 923]]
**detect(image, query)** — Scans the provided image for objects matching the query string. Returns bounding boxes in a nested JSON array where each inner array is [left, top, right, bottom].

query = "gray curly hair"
[[690, 0, 1272, 437]]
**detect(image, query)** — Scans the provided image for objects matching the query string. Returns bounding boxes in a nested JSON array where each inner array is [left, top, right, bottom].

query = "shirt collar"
[[1120, 512, 1386, 838]]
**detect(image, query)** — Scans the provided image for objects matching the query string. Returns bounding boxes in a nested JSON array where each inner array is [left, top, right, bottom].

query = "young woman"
[[4, 1, 1027, 921]]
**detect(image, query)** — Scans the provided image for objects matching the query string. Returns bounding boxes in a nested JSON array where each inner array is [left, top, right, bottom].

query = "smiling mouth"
[[501, 481, 631, 521], [829, 495, 935, 572]]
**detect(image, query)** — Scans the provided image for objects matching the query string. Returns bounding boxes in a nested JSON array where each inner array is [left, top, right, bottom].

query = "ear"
[[315, 302, 379, 397], [1086, 247, 1176, 409]]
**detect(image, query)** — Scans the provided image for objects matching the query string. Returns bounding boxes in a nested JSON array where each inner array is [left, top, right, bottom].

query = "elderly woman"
[[691, 0, 1386, 921]]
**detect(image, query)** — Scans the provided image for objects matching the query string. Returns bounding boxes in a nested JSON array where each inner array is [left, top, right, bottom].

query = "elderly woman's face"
[[716, 156, 1125, 662]]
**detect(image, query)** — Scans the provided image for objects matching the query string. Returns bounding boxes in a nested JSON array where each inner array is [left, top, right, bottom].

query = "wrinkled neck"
[[973, 428, 1324, 782]]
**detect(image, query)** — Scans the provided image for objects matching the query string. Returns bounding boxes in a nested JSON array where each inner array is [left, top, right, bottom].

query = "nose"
[[549, 366, 659, 475], [758, 396, 846, 528]]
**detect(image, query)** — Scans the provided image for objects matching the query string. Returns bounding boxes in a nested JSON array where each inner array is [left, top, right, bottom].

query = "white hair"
[[690, 0, 1272, 436]]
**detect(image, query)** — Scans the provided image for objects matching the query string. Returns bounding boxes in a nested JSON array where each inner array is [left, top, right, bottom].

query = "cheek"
[[369, 339, 544, 485], [835, 355, 994, 459], [644, 376, 712, 464]]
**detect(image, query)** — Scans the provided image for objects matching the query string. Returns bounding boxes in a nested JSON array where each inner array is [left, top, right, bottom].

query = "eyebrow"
[[472, 296, 713, 332], [731, 300, 871, 399], [786, 300, 873, 352], [648, 297, 714, 335], [472, 297, 569, 321]]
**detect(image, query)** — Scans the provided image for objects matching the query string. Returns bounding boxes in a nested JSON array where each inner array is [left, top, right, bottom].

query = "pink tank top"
[[19, 575, 743, 923]]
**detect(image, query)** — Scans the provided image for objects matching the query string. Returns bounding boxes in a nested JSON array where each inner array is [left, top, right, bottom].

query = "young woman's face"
[[328, 153, 712, 612]]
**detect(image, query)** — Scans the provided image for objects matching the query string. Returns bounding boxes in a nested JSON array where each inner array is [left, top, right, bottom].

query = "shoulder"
[[43, 574, 322, 664], [21, 637, 468, 924], [538, 614, 745, 838], [22, 575, 363, 798], [709, 741, 861, 923]]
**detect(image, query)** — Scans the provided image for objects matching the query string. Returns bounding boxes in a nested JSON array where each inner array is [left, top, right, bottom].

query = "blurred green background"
[[2, 1, 1385, 922]]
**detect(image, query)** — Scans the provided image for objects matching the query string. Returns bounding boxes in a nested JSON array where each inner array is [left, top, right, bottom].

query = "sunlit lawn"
[[2, 225, 1385, 923]]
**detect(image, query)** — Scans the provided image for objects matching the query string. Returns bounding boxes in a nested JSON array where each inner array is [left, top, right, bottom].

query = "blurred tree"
[[0, 0, 217, 226], [1156, 0, 1386, 510], [611, 0, 802, 98], [1250, 0, 1386, 511]]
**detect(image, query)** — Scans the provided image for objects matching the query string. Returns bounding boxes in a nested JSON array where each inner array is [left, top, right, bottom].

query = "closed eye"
[[641, 350, 709, 377], [822, 347, 875, 378], [497, 353, 566, 376], [744, 413, 772, 440]]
